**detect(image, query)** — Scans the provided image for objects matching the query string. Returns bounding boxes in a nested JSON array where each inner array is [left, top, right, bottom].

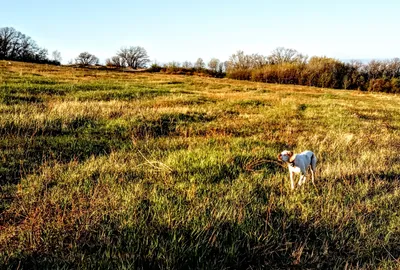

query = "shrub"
[[226, 69, 252, 80], [390, 78, 400, 93], [368, 78, 392, 92], [147, 63, 163, 72]]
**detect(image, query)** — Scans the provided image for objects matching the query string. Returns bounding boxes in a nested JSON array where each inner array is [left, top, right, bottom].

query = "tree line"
[[2, 27, 400, 93], [225, 48, 400, 93], [144, 57, 226, 78]]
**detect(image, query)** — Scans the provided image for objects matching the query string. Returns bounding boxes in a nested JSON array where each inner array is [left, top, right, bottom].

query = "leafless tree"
[[166, 61, 180, 68], [0, 27, 48, 62], [182, 61, 193, 68], [250, 53, 268, 68], [106, 56, 126, 67], [365, 60, 386, 79], [208, 58, 220, 72], [52, 50, 62, 63], [0, 27, 22, 59], [117, 46, 150, 69], [268, 47, 306, 65], [218, 62, 226, 73], [387, 58, 400, 78], [227, 51, 253, 70], [195, 58, 205, 69], [75, 52, 99, 65]]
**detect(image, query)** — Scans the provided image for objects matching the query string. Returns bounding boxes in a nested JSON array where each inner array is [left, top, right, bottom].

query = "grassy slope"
[[0, 61, 400, 269]]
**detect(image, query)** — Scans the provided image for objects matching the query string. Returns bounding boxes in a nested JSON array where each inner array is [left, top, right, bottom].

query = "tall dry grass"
[[0, 61, 400, 269]]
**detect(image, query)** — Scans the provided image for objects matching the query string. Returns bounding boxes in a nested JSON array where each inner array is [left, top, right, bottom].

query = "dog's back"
[[299, 150, 317, 171]]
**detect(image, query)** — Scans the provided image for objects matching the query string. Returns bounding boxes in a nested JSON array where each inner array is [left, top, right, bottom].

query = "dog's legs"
[[290, 171, 295, 190], [298, 166, 307, 187], [302, 175, 307, 185], [298, 174, 306, 186], [308, 166, 317, 190], [310, 168, 315, 185], [311, 154, 317, 189]]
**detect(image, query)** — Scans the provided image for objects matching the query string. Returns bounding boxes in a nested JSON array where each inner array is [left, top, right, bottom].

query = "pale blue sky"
[[2, 0, 399, 64]]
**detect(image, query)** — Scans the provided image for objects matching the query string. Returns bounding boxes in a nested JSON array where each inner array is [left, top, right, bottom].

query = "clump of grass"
[[167, 147, 240, 183], [235, 99, 265, 107]]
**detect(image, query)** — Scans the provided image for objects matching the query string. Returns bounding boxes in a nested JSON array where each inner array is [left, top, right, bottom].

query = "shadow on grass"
[[3, 205, 398, 269], [0, 94, 44, 105], [132, 112, 216, 139], [0, 135, 119, 187], [0, 111, 218, 187]]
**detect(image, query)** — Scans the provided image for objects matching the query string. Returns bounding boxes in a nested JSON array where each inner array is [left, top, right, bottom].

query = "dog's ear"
[[277, 153, 282, 161], [287, 151, 293, 157]]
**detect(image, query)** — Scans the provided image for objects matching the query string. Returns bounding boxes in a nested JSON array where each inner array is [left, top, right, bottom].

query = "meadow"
[[0, 61, 400, 269]]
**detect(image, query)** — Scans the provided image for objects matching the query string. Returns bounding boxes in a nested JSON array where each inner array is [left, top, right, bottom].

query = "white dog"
[[278, 150, 317, 190]]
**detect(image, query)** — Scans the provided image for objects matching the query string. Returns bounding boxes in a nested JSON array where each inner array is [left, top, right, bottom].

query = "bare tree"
[[105, 56, 126, 68], [268, 47, 306, 65], [166, 61, 180, 68], [227, 51, 253, 70], [52, 50, 62, 63], [194, 58, 205, 70], [365, 60, 385, 79], [0, 27, 48, 62], [218, 62, 226, 73], [250, 53, 268, 68], [182, 61, 193, 68], [0, 27, 22, 59], [117, 46, 150, 69], [75, 52, 99, 66], [208, 58, 220, 72], [387, 58, 400, 78]]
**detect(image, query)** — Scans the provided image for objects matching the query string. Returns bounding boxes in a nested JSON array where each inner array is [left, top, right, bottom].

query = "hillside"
[[1, 61, 400, 269]]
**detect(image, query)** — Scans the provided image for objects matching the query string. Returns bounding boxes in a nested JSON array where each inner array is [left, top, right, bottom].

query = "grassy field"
[[0, 61, 400, 269]]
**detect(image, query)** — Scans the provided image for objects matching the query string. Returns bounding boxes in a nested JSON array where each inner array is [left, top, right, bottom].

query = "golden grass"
[[0, 60, 400, 268]]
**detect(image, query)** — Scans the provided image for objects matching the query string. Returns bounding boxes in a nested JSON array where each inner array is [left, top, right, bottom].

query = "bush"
[[391, 78, 400, 93], [147, 63, 163, 73], [226, 69, 252, 80], [368, 79, 393, 92]]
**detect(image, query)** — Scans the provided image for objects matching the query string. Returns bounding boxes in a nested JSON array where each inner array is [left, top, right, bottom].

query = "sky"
[[1, 0, 399, 64]]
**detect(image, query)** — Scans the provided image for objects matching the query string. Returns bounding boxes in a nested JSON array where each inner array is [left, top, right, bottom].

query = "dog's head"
[[277, 150, 293, 163]]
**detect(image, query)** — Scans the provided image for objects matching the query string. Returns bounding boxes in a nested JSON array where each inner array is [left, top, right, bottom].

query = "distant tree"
[[0, 27, 24, 59], [268, 47, 306, 65], [106, 56, 126, 68], [166, 61, 180, 68], [52, 50, 62, 63], [365, 60, 385, 79], [75, 52, 99, 65], [194, 58, 205, 70], [387, 58, 400, 78], [148, 62, 162, 72], [182, 61, 193, 69], [218, 62, 226, 73], [344, 60, 366, 90], [227, 51, 254, 71], [117, 46, 150, 69], [208, 58, 220, 72], [0, 27, 50, 63], [306, 56, 347, 88], [250, 53, 268, 68]]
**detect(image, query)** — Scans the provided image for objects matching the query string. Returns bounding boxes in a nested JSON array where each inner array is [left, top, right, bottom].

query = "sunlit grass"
[[0, 60, 400, 269]]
